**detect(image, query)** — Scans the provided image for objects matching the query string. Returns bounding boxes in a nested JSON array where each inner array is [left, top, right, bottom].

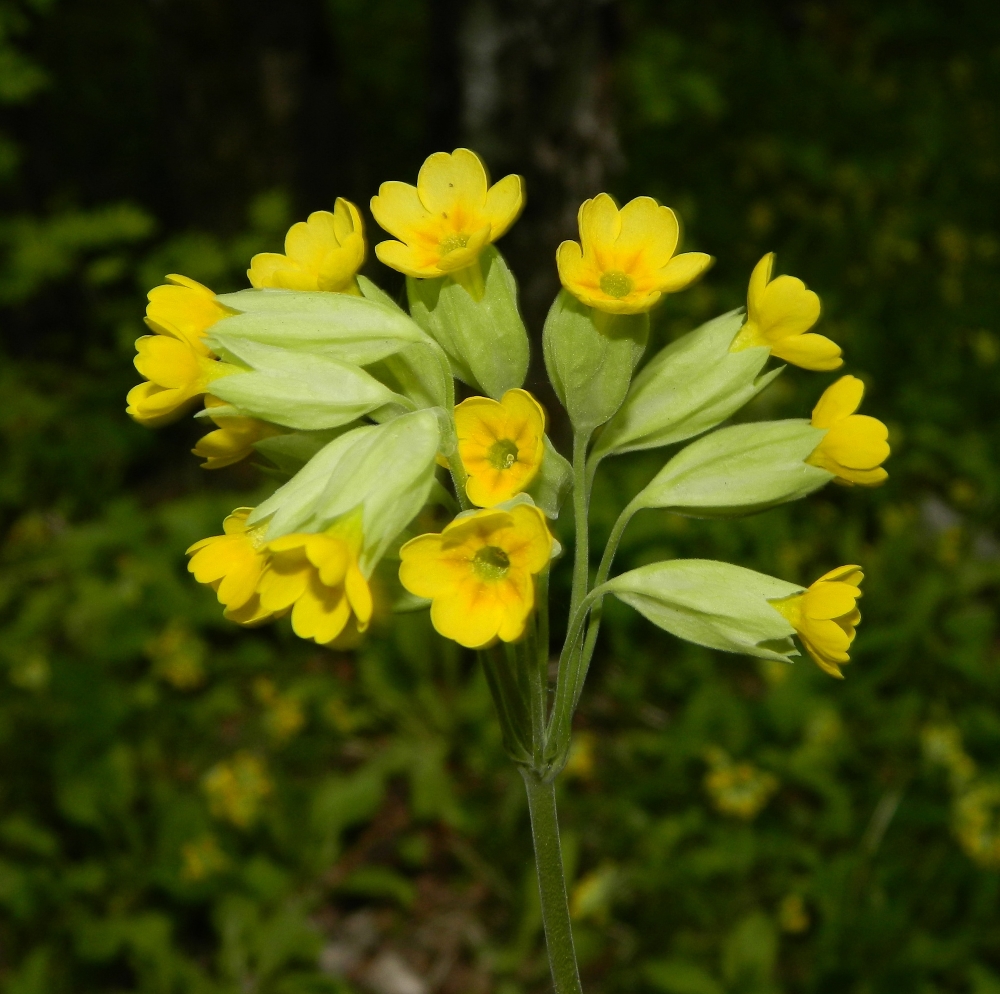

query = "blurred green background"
[[1, 0, 999, 991]]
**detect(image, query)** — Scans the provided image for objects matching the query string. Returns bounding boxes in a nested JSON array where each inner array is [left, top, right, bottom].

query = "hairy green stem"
[[448, 450, 472, 511], [573, 495, 643, 710], [546, 588, 602, 767], [569, 430, 592, 619], [520, 768, 583, 994]]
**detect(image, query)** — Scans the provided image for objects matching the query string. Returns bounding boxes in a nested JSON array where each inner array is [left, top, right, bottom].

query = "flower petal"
[[746, 253, 774, 320], [417, 148, 489, 216], [371, 181, 432, 242], [654, 251, 713, 293], [484, 173, 524, 239], [578, 194, 621, 260], [615, 197, 679, 269], [430, 581, 503, 648], [758, 275, 821, 341], [811, 375, 866, 428], [771, 333, 842, 371]]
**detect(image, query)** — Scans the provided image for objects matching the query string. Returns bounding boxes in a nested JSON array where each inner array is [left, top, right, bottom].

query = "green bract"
[[543, 290, 649, 433], [592, 310, 780, 461], [634, 419, 832, 517], [208, 341, 406, 430], [250, 410, 441, 573], [407, 247, 529, 400], [599, 559, 802, 662]]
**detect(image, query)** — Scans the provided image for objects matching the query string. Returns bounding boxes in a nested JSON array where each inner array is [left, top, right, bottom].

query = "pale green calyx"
[[249, 409, 441, 574], [208, 340, 406, 431], [211, 284, 430, 367], [634, 419, 833, 517], [542, 289, 649, 433], [407, 246, 529, 400], [592, 310, 780, 461], [599, 559, 803, 661]]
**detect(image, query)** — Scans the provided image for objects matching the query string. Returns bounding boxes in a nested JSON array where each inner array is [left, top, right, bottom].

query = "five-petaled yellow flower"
[[556, 193, 712, 315], [399, 504, 552, 648], [248, 201, 366, 294], [730, 253, 842, 370], [772, 566, 864, 678], [187, 508, 273, 625], [370, 148, 523, 293], [455, 389, 545, 507], [128, 275, 237, 426], [256, 516, 373, 646], [193, 397, 282, 470], [807, 375, 889, 486]]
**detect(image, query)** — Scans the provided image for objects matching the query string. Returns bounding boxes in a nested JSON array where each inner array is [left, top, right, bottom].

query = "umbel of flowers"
[[128, 149, 889, 994]]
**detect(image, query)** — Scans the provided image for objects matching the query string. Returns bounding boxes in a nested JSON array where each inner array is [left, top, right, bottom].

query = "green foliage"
[[1, 0, 999, 991]]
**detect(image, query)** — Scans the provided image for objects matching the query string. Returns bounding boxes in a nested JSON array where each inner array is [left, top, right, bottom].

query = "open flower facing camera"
[[127, 148, 889, 994]]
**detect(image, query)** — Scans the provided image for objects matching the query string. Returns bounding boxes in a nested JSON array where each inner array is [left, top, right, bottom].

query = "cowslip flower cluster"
[[129, 147, 892, 994]]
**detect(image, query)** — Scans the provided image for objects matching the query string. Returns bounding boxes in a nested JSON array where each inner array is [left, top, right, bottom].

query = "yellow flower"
[[256, 515, 373, 646], [202, 752, 272, 829], [398, 504, 552, 649], [145, 274, 230, 355], [126, 334, 237, 427], [806, 375, 889, 486], [771, 565, 864, 678], [248, 201, 366, 294], [455, 388, 545, 507], [192, 396, 283, 470], [187, 508, 273, 625], [370, 148, 523, 289], [555, 193, 712, 315], [704, 751, 779, 820], [730, 253, 842, 370]]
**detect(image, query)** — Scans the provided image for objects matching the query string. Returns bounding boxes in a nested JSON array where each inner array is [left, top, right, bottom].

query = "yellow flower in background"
[[556, 193, 712, 315], [181, 835, 228, 881], [370, 148, 523, 291], [455, 388, 546, 507], [203, 752, 272, 829], [248, 200, 366, 294], [256, 515, 373, 646], [771, 565, 864, 678], [954, 783, 1000, 869], [703, 747, 778, 820], [399, 503, 552, 648], [730, 253, 842, 370], [193, 396, 282, 470], [187, 508, 273, 625], [807, 375, 889, 486], [145, 274, 230, 354], [126, 335, 239, 427]]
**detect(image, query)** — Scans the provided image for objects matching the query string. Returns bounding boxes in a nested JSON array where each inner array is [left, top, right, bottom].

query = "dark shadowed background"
[[1, 1, 999, 992]]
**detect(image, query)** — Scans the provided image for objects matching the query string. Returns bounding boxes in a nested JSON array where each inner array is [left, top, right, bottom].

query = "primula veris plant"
[[127, 148, 890, 994]]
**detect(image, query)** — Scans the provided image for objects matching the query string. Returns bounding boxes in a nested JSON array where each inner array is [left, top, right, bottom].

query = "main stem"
[[521, 768, 583, 994]]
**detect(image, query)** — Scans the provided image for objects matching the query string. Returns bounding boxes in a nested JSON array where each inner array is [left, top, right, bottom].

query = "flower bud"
[[600, 559, 802, 661]]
